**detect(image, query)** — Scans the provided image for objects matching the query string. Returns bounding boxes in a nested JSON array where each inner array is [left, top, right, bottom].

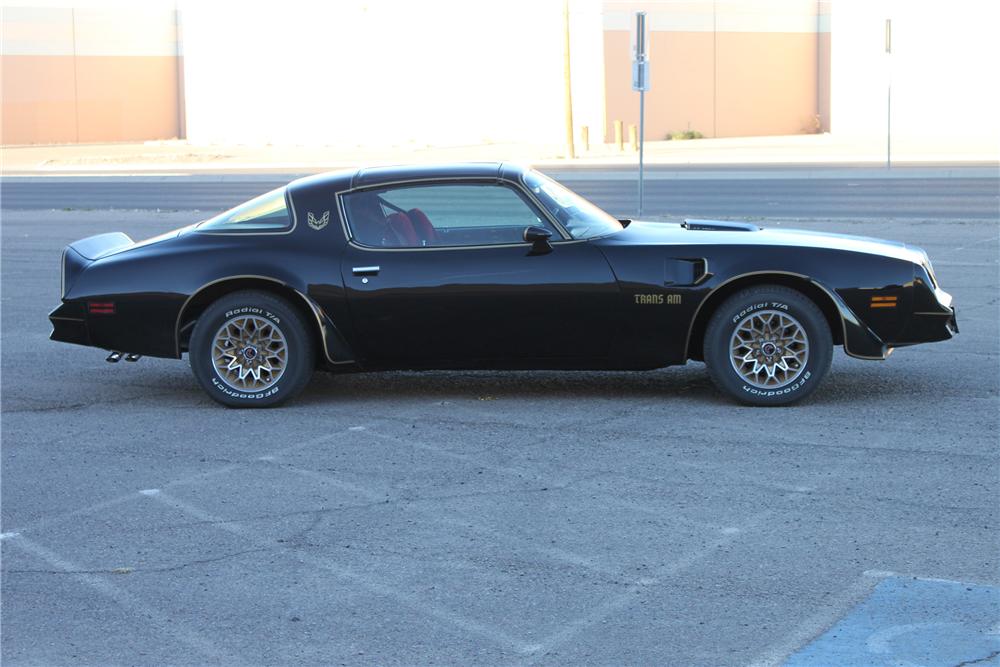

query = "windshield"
[[523, 170, 623, 240]]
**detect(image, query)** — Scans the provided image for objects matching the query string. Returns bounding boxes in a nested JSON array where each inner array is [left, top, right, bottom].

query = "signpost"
[[885, 18, 892, 170], [632, 12, 649, 216], [563, 0, 575, 159]]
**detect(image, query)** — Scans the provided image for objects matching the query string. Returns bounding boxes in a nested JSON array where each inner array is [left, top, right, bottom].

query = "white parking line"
[[517, 511, 773, 665], [142, 490, 540, 655], [595, 495, 735, 533], [279, 462, 622, 577], [4, 428, 362, 536], [279, 464, 389, 503], [4, 533, 243, 663], [363, 428, 538, 480], [362, 421, 821, 503], [359, 426, 781, 532]]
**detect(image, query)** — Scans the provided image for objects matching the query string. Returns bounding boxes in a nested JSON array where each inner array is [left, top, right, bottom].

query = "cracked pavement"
[[1, 203, 998, 665]]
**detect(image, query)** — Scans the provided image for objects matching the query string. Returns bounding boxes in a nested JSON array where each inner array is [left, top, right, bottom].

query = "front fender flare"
[[684, 270, 889, 362], [810, 279, 889, 360]]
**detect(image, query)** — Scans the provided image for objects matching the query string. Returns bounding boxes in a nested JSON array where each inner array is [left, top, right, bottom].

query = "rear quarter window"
[[198, 188, 291, 231]]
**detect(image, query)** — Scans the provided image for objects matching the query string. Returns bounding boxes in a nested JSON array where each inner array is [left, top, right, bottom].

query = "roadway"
[[1, 165, 998, 220]]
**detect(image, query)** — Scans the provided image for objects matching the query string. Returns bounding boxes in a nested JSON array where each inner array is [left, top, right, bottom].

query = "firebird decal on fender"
[[307, 211, 330, 230]]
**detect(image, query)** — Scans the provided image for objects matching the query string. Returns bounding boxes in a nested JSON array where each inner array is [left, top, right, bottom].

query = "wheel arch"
[[685, 272, 844, 362], [175, 276, 347, 364]]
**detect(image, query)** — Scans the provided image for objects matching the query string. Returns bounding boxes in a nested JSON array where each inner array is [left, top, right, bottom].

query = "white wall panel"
[[180, 0, 605, 148]]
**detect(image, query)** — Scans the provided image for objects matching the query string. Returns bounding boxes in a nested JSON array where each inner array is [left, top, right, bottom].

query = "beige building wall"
[[0, 4, 181, 145], [12, 1, 994, 156], [602, 1, 830, 141]]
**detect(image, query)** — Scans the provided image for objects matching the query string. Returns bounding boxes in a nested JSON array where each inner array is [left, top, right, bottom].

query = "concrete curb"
[[2, 166, 997, 183]]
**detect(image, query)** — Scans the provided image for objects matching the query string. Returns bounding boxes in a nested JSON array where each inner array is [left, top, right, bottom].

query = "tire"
[[703, 285, 832, 406], [189, 290, 315, 408]]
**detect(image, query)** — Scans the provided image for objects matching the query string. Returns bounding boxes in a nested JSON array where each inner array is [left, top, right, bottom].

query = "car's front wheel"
[[189, 290, 315, 408], [703, 285, 832, 406]]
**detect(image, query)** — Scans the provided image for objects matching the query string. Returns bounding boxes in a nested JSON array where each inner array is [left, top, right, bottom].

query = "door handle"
[[352, 265, 380, 276]]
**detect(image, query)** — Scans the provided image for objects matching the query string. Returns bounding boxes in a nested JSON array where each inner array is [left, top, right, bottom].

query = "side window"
[[198, 187, 291, 232], [342, 183, 556, 248]]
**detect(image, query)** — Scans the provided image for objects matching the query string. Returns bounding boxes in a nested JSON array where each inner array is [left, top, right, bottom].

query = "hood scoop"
[[682, 219, 761, 232]]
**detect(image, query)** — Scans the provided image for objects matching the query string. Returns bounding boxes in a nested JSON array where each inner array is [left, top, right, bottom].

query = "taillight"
[[88, 301, 115, 315]]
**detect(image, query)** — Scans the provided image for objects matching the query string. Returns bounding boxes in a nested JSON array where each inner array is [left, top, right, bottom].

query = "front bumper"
[[892, 287, 958, 346]]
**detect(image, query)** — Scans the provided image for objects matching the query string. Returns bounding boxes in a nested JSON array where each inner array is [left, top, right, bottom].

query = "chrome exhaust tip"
[[106, 351, 122, 363], [124, 353, 142, 362]]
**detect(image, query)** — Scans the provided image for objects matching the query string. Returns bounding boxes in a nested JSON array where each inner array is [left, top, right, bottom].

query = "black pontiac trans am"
[[49, 163, 957, 408]]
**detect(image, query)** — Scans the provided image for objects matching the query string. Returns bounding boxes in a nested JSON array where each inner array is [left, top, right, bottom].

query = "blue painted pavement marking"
[[785, 577, 1000, 667]]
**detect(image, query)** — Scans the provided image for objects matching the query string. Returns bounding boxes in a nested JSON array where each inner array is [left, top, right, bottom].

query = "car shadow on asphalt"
[[18, 359, 938, 412], [283, 364, 923, 409], [296, 367, 711, 403], [190, 366, 943, 409]]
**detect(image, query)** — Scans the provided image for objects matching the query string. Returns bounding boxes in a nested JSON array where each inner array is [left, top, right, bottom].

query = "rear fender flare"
[[175, 275, 355, 365]]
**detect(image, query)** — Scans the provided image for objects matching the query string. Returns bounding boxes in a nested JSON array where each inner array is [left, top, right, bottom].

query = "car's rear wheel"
[[703, 285, 832, 406], [189, 290, 314, 408]]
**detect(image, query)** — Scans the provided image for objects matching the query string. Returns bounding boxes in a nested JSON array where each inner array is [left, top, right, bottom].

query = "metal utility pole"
[[563, 0, 575, 159], [632, 11, 650, 216], [885, 18, 892, 170]]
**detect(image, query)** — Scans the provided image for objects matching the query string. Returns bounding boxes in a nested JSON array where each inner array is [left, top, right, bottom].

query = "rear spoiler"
[[62, 232, 134, 297], [68, 232, 134, 260]]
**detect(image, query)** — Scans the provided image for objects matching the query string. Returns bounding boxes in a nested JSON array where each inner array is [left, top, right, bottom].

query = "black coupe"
[[50, 163, 957, 407]]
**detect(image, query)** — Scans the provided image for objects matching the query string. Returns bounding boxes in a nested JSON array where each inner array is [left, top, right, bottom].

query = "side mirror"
[[523, 226, 553, 254]]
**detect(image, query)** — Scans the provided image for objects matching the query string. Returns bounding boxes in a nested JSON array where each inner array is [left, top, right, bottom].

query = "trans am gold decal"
[[634, 293, 681, 305], [634, 294, 662, 305], [307, 211, 330, 230]]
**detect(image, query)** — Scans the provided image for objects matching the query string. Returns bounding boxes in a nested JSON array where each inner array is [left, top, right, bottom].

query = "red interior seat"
[[407, 208, 437, 245], [386, 212, 419, 246]]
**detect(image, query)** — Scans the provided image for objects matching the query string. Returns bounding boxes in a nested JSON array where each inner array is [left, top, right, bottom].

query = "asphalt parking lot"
[[2, 193, 999, 665]]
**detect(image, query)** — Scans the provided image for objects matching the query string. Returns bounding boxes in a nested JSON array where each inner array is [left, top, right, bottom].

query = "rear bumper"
[[49, 302, 90, 347]]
